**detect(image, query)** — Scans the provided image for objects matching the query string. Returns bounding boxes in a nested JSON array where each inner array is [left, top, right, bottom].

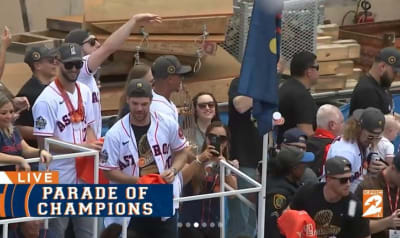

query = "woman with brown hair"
[[190, 92, 220, 154], [118, 63, 153, 118], [180, 121, 237, 238]]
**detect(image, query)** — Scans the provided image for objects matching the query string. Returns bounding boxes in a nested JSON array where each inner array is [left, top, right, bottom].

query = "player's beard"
[[132, 110, 149, 124], [61, 67, 79, 83], [380, 71, 393, 88]]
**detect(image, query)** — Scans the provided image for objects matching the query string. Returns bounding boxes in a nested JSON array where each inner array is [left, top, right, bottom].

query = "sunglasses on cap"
[[206, 133, 228, 143], [197, 102, 216, 109], [82, 37, 97, 47], [330, 176, 352, 184], [63, 61, 83, 70], [309, 64, 319, 71]]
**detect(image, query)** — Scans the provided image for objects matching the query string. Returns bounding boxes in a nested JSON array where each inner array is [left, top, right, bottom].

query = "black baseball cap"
[[282, 128, 307, 144], [57, 43, 83, 63], [126, 78, 153, 98], [151, 55, 192, 79], [65, 29, 90, 45], [278, 146, 315, 168], [24, 46, 57, 65], [353, 107, 385, 133], [377, 47, 400, 72], [325, 156, 352, 176]]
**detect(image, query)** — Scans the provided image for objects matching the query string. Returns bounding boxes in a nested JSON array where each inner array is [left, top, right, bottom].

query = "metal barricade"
[[0, 138, 99, 238]]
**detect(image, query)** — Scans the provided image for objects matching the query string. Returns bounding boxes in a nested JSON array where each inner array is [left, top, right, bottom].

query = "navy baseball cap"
[[278, 146, 315, 168], [283, 128, 308, 144], [377, 47, 400, 72]]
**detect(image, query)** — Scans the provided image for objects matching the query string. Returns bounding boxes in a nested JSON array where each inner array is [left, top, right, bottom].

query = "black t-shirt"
[[228, 78, 262, 168], [15, 76, 48, 147], [277, 78, 317, 144], [291, 183, 370, 238], [132, 123, 158, 176], [349, 74, 393, 115], [265, 176, 299, 238]]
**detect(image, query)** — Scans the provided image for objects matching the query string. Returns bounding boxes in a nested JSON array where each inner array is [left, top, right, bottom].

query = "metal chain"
[[193, 24, 209, 73], [134, 27, 150, 65]]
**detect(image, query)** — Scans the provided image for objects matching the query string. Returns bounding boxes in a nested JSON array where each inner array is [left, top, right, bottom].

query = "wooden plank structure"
[[83, 0, 233, 22], [91, 15, 231, 35], [339, 20, 400, 71], [47, 15, 83, 32]]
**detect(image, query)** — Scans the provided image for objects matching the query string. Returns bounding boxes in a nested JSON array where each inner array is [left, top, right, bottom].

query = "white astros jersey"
[[77, 55, 102, 138], [100, 111, 187, 210], [151, 90, 179, 122], [33, 81, 95, 184]]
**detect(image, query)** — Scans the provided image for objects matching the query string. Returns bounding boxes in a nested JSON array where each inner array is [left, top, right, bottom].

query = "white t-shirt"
[[150, 90, 179, 122], [77, 55, 102, 138], [326, 138, 367, 192], [33, 81, 95, 184], [377, 136, 395, 161], [100, 111, 187, 211]]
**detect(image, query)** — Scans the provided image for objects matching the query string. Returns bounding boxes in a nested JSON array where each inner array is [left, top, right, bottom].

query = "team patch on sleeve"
[[273, 194, 286, 210], [100, 150, 108, 164], [35, 116, 47, 130]]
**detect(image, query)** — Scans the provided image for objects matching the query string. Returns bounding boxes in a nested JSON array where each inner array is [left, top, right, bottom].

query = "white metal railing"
[[0, 136, 266, 238], [0, 138, 99, 238], [119, 159, 264, 238]]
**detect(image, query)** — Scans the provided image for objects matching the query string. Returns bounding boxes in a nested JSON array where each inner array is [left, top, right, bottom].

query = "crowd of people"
[[1, 9, 400, 238]]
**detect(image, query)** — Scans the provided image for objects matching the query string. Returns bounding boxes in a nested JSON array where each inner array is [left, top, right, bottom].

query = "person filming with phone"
[[179, 121, 238, 238]]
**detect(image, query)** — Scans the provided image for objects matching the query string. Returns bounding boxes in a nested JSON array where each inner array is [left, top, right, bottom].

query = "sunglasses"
[[82, 37, 97, 46], [207, 133, 228, 143], [366, 135, 382, 141], [330, 176, 352, 184], [197, 102, 216, 109], [63, 61, 83, 70], [309, 64, 319, 71]]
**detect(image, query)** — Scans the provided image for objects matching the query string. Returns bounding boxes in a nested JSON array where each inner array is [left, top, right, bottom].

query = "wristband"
[[38, 149, 43, 157]]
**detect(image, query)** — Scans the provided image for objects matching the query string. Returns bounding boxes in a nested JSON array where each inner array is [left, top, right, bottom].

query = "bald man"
[[306, 104, 344, 177]]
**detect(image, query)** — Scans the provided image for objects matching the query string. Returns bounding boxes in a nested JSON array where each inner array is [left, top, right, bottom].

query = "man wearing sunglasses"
[[277, 51, 319, 144], [65, 13, 162, 139], [350, 47, 400, 115], [290, 156, 371, 238], [327, 107, 386, 192], [32, 43, 101, 238], [16, 46, 58, 148], [355, 153, 400, 238]]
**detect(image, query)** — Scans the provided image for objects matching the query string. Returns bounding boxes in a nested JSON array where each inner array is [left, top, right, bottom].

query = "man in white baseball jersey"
[[100, 78, 187, 238], [151, 55, 192, 121], [64, 13, 162, 138], [33, 43, 102, 238]]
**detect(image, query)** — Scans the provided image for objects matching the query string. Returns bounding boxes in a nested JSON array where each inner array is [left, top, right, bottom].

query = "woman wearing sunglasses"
[[190, 92, 220, 154], [180, 121, 237, 238]]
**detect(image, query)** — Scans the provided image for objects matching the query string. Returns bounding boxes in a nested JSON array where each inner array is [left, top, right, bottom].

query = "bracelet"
[[172, 167, 177, 176], [194, 156, 202, 165]]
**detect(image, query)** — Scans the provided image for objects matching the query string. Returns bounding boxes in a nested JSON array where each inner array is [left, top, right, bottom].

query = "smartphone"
[[209, 135, 221, 156]]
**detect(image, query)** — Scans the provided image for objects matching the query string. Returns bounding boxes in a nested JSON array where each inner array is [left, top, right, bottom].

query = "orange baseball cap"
[[278, 209, 317, 238]]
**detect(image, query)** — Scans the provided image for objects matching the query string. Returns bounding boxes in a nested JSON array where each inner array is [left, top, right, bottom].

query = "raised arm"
[[0, 26, 11, 80]]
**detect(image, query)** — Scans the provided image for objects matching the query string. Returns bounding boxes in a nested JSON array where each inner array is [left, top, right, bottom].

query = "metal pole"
[[257, 133, 269, 238], [121, 217, 129, 238], [2, 224, 7, 238], [219, 163, 225, 238]]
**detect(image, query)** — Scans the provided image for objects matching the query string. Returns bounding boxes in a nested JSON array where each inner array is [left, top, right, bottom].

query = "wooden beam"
[[313, 74, 347, 92], [84, 0, 233, 23], [8, 33, 55, 54], [96, 34, 224, 56], [46, 15, 83, 32], [318, 24, 339, 40], [317, 36, 332, 45], [90, 15, 231, 35], [317, 43, 360, 61], [319, 60, 354, 75]]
